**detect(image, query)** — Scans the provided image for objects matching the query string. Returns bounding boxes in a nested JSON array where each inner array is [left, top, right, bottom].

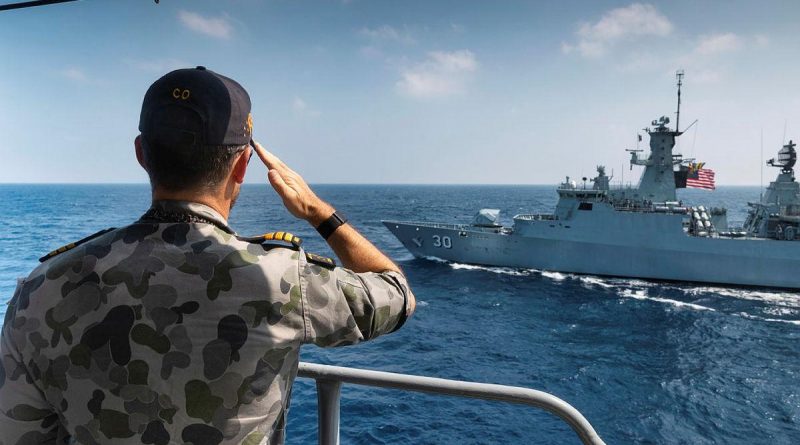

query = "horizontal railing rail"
[[385, 220, 473, 230], [297, 362, 606, 445], [384, 220, 507, 233]]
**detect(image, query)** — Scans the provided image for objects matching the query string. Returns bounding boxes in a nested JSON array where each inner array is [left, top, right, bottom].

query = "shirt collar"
[[146, 200, 234, 233]]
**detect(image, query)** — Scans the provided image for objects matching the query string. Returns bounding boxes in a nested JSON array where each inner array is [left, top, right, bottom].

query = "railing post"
[[315, 379, 342, 445]]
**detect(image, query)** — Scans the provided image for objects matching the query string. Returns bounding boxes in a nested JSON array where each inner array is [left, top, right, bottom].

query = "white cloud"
[[562, 3, 672, 58], [359, 25, 415, 44], [60, 67, 88, 82], [450, 23, 466, 34], [694, 33, 741, 55], [178, 10, 232, 39], [292, 97, 320, 117], [397, 50, 478, 98], [692, 68, 723, 84], [429, 50, 477, 71], [358, 45, 383, 59], [754, 34, 769, 47], [292, 97, 307, 112]]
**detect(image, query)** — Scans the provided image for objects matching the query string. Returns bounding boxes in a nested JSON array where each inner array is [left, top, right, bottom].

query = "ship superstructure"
[[384, 73, 800, 289], [743, 141, 800, 240]]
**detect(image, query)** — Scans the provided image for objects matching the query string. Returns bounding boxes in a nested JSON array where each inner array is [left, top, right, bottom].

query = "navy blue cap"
[[138, 66, 252, 148]]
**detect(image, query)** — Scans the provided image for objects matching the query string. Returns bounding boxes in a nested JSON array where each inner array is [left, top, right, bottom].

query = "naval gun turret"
[[743, 140, 800, 240]]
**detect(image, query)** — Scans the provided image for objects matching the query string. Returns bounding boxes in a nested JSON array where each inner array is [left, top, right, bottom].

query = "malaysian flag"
[[686, 162, 716, 190]]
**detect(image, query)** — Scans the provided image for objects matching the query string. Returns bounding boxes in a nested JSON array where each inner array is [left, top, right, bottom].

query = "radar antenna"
[[767, 140, 797, 174], [675, 69, 684, 133]]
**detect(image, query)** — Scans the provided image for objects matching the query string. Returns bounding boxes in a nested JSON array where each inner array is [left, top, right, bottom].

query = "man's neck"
[[151, 189, 231, 220]]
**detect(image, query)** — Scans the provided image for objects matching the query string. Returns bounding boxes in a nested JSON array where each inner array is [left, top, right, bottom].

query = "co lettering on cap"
[[172, 88, 191, 100]]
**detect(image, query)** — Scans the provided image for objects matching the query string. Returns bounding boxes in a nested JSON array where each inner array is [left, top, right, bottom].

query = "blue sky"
[[1, 0, 799, 185]]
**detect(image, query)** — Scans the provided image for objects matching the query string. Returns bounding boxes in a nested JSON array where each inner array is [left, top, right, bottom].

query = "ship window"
[[578, 202, 593, 211]]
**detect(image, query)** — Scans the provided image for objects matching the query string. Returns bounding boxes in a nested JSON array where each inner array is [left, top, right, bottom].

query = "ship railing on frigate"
[[387, 221, 507, 233], [297, 362, 607, 445], [390, 221, 469, 230]]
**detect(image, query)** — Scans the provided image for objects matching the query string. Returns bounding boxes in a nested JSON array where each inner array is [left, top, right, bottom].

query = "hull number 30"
[[432, 235, 452, 249]]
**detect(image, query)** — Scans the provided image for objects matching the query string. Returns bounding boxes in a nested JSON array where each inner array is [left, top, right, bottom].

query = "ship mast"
[[675, 69, 684, 134]]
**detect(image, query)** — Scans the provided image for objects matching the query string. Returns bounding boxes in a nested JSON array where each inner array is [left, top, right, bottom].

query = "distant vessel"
[[384, 73, 800, 289]]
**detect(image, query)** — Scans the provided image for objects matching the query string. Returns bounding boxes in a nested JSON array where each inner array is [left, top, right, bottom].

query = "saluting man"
[[0, 66, 415, 445]]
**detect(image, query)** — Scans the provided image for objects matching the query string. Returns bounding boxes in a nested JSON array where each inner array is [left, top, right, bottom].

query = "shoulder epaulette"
[[237, 231, 303, 249], [39, 227, 116, 263], [305, 252, 336, 269]]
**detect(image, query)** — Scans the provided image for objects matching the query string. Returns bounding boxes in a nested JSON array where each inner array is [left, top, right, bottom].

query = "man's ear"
[[135, 135, 148, 171], [230, 147, 249, 184]]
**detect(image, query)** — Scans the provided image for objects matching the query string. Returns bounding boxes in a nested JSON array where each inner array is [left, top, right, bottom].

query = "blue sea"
[[1, 184, 798, 444]]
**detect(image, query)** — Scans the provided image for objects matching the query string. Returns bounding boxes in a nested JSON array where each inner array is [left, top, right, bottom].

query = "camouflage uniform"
[[0, 200, 412, 445]]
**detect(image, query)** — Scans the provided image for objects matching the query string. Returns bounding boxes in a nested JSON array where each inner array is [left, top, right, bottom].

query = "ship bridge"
[[557, 169, 610, 202], [557, 186, 607, 201]]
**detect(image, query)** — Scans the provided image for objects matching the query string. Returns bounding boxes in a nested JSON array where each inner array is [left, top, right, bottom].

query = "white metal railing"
[[385, 221, 506, 233], [296, 362, 606, 445], [387, 221, 470, 230]]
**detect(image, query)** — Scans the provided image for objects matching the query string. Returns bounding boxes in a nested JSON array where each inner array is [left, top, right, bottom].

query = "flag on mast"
[[686, 162, 715, 190]]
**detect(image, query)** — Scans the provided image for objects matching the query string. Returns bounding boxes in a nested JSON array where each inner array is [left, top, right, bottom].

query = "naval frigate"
[[383, 73, 800, 289]]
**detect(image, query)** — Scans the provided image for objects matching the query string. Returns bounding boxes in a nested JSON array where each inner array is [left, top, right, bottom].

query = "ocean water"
[[0, 184, 798, 445]]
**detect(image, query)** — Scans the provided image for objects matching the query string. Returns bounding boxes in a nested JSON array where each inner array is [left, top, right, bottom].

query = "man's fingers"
[[267, 169, 293, 198], [253, 141, 302, 180], [253, 141, 277, 168], [253, 141, 286, 172]]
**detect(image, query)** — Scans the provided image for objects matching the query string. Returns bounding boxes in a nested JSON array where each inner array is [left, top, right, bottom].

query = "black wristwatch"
[[316, 211, 348, 240]]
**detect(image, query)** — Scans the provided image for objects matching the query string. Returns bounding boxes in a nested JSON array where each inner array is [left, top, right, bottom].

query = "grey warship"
[[384, 74, 800, 289]]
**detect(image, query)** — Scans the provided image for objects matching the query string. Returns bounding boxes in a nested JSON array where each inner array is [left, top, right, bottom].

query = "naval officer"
[[0, 66, 415, 445]]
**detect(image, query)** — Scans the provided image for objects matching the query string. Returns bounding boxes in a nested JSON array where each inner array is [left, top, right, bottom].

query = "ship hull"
[[383, 220, 800, 289]]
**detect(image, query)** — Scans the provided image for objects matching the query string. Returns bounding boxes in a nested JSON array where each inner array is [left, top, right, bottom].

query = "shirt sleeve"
[[298, 254, 413, 348], [0, 278, 60, 444]]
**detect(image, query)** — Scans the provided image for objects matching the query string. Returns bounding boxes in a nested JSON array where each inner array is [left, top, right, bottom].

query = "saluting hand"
[[253, 141, 334, 227], [253, 142, 408, 285]]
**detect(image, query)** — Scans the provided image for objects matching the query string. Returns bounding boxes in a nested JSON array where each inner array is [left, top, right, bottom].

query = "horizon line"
[[0, 182, 767, 187]]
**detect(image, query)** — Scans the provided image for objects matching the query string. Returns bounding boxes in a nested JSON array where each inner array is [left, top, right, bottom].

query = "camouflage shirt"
[[0, 201, 412, 445]]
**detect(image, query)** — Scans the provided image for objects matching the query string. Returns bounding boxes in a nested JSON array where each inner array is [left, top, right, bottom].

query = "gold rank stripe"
[[39, 227, 116, 263], [260, 232, 302, 247], [305, 252, 336, 268], [46, 242, 76, 258]]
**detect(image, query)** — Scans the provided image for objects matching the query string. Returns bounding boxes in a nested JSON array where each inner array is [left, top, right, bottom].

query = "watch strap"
[[316, 211, 348, 240]]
